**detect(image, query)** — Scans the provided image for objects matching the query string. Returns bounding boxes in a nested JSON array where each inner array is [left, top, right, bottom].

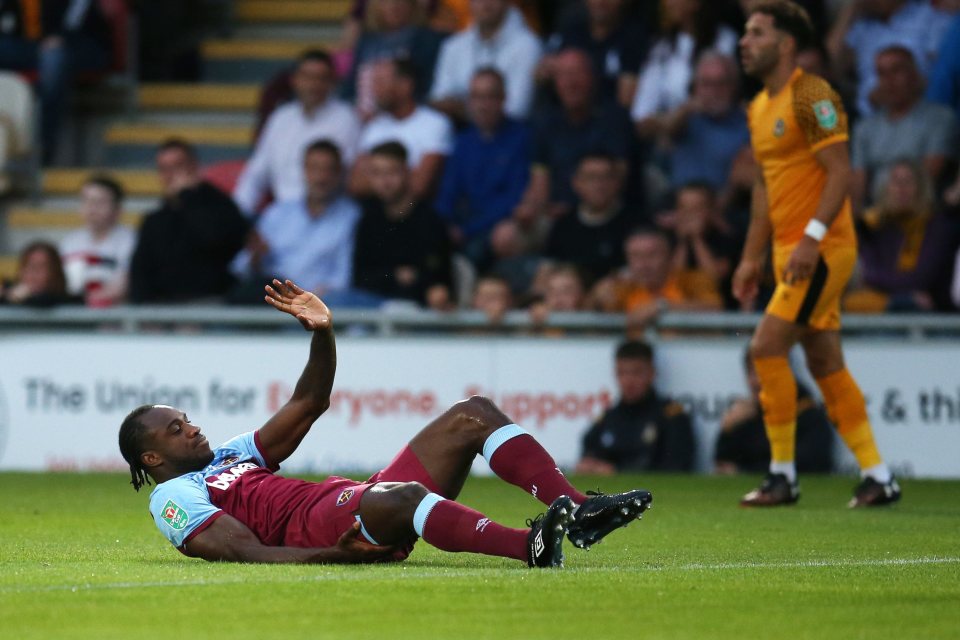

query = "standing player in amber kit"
[[733, 0, 900, 507]]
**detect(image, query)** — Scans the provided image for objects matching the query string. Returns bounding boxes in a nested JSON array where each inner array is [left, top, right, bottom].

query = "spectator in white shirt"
[[631, 0, 737, 142], [429, 0, 543, 121], [233, 50, 361, 216], [59, 175, 136, 307], [351, 57, 453, 199]]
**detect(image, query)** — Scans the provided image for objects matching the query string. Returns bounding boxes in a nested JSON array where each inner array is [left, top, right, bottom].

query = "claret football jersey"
[[747, 68, 856, 249], [148, 431, 351, 552]]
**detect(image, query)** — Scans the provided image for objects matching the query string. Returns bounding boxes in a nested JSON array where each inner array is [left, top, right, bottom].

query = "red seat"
[[202, 160, 247, 197]]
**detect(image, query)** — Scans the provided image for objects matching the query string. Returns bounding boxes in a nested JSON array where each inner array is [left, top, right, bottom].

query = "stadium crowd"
[[3, 0, 959, 319], [2, 0, 949, 478]]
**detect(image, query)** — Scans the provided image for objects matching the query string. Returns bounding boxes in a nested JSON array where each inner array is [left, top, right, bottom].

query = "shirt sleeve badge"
[[161, 500, 189, 530], [812, 100, 838, 130]]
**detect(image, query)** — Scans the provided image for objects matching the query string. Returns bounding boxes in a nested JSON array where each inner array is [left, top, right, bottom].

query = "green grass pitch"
[[1, 472, 958, 640]]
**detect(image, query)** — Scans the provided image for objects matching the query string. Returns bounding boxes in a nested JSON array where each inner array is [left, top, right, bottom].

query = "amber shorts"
[[766, 243, 857, 331]]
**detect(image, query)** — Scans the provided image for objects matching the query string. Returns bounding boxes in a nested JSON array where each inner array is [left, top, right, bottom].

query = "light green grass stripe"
[[3, 556, 956, 595]]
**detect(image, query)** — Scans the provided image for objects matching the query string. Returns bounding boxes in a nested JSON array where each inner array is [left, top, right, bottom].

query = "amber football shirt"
[[747, 68, 856, 249]]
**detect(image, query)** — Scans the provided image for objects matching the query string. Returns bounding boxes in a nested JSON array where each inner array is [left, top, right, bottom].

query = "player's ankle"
[[769, 461, 797, 483]]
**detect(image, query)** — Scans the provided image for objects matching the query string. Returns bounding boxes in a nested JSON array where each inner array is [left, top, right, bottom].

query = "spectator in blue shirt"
[[519, 47, 634, 224], [666, 51, 749, 193], [230, 140, 364, 305], [927, 13, 960, 119], [434, 67, 531, 266]]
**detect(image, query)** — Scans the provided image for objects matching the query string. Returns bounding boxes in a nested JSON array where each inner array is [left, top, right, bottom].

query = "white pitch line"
[[1, 556, 957, 595]]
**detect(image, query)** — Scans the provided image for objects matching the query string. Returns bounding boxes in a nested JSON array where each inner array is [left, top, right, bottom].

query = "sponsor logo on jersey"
[[210, 456, 240, 470], [161, 499, 189, 530], [336, 488, 355, 507], [773, 118, 785, 137], [813, 100, 838, 130], [206, 461, 259, 490]]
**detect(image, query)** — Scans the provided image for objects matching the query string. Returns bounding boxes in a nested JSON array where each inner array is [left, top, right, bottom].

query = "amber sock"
[[815, 368, 884, 471], [753, 356, 798, 467]]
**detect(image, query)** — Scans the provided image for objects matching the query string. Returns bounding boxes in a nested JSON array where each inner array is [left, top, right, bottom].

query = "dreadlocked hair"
[[118, 405, 157, 492]]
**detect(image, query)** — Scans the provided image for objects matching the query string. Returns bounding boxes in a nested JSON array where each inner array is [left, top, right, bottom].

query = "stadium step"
[[7, 207, 144, 229], [201, 38, 332, 83], [138, 83, 261, 112], [42, 169, 161, 197], [235, 0, 351, 23], [105, 123, 253, 147], [5, 206, 144, 253], [0, 254, 16, 280], [103, 122, 253, 165], [203, 38, 335, 60]]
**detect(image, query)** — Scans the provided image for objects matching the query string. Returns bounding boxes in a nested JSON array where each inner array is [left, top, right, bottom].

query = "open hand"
[[335, 522, 404, 564], [264, 279, 331, 331]]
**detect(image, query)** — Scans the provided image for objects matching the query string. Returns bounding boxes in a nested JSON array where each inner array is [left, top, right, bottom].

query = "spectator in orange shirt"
[[591, 226, 722, 332]]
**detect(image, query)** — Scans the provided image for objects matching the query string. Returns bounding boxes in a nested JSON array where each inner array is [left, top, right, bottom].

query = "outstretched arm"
[[257, 279, 336, 465], [184, 513, 398, 564]]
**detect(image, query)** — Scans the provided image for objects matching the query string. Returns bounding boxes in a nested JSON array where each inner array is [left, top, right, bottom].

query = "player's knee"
[[461, 394, 497, 415], [806, 353, 842, 378], [452, 395, 498, 426], [750, 334, 787, 360], [390, 481, 430, 511]]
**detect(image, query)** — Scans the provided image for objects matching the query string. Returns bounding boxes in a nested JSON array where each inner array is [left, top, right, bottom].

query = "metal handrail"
[[1, 306, 958, 339]]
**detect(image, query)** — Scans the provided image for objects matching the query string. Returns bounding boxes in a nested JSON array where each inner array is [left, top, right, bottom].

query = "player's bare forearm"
[[732, 177, 771, 305], [185, 517, 396, 564], [740, 178, 772, 265], [260, 280, 336, 463], [810, 142, 852, 228], [292, 325, 336, 412]]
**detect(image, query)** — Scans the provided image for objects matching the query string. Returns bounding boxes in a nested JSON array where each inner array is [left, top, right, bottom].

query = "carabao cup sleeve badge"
[[161, 500, 189, 530]]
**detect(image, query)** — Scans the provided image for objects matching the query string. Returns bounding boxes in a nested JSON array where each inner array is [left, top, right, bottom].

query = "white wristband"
[[804, 219, 827, 241]]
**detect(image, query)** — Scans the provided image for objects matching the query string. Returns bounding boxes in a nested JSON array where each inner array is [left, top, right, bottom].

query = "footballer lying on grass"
[[118, 279, 651, 568]]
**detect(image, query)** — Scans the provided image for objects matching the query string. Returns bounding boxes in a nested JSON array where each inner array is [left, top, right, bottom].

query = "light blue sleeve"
[[218, 431, 269, 468], [149, 477, 222, 550]]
